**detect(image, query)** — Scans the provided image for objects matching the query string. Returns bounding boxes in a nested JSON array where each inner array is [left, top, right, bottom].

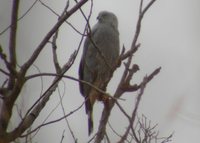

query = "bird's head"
[[97, 11, 118, 30]]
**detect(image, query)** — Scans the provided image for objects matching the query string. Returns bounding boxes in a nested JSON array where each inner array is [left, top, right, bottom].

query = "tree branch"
[[38, 0, 86, 36], [8, 0, 20, 89], [19, 99, 85, 139], [0, 0, 38, 36], [7, 51, 77, 142], [51, 1, 70, 73], [20, 0, 89, 76], [0, 2, 89, 140]]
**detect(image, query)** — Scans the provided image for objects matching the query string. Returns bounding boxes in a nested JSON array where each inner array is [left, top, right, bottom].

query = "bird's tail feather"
[[88, 111, 93, 136]]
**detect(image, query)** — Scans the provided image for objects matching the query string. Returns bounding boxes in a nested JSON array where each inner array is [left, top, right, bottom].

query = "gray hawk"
[[79, 11, 120, 135]]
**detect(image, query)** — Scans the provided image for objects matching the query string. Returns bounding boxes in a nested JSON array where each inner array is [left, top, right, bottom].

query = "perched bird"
[[79, 11, 120, 135]]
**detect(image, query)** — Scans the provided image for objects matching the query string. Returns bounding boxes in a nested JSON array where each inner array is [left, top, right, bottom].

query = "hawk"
[[79, 11, 120, 135]]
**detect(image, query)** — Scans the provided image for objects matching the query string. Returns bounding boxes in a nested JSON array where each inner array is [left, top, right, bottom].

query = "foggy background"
[[0, 0, 200, 142]]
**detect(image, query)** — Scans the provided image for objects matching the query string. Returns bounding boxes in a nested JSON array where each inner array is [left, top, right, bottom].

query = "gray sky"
[[0, 0, 200, 142]]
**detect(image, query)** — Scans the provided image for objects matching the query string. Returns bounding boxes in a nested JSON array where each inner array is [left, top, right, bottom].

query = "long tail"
[[87, 110, 93, 135], [85, 97, 94, 136]]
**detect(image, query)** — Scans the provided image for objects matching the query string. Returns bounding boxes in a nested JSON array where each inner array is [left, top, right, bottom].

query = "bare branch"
[[131, 115, 173, 143], [142, 0, 157, 16], [115, 101, 132, 122], [60, 130, 65, 143], [108, 121, 123, 139], [0, 0, 38, 36], [19, 100, 85, 138], [38, 0, 86, 36], [7, 51, 77, 141], [20, 0, 89, 76], [30, 84, 65, 138], [51, 1, 71, 73], [95, 66, 161, 143], [58, 83, 78, 143], [0, 2, 89, 139], [0, 69, 10, 77], [0, 48, 17, 77], [74, 0, 94, 26], [26, 73, 125, 102], [6, 0, 20, 90], [0, 1, 21, 137], [118, 67, 161, 143], [52, 31, 61, 73], [120, 44, 140, 60], [9, 0, 19, 69]]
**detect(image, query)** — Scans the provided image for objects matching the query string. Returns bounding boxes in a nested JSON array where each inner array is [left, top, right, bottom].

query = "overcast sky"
[[0, 0, 200, 142]]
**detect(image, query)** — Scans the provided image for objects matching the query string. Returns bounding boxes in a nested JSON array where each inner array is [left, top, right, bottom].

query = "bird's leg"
[[94, 80, 110, 109], [100, 94, 110, 110]]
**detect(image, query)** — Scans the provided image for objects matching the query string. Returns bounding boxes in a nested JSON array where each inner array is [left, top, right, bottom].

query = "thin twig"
[[20, 0, 89, 76], [0, 45, 17, 77], [108, 121, 123, 139], [0, 69, 10, 77], [20, 100, 85, 138], [60, 130, 65, 143], [25, 73, 125, 101], [38, 0, 86, 36], [3, 2, 89, 139], [0, 0, 39, 35], [58, 82, 78, 143], [51, 0, 71, 73], [30, 84, 65, 139], [7, 50, 77, 141]]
